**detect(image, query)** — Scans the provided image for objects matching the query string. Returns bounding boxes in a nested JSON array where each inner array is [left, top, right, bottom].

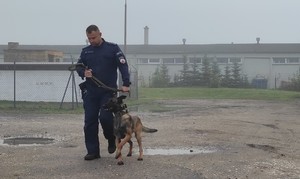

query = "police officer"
[[76, 24, 131, 160]]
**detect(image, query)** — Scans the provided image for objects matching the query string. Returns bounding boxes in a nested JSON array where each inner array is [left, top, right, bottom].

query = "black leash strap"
[[68, 63, 128, 94], [90, 76, 122, 93]]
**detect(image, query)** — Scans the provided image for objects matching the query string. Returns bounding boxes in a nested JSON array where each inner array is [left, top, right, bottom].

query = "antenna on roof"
[[256, 37, 260, 44]]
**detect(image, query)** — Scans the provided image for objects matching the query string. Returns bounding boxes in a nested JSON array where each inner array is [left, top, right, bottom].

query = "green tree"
[[160, 63, 171, 85], [281, 67, 300, 91], [231, 62, 243, 88], [189, 58, 201, 86], [221, 65, 232, 87], [150, 64, 170, 87], [178, 55, 190, 86], [210, 61, 221, 87], [200, 55, 211, 86]]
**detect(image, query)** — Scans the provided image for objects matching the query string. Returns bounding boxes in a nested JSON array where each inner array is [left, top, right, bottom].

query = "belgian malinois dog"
[[103, 95, 158, 165]]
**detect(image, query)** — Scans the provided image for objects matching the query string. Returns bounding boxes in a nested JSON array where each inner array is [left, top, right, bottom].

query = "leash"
[[69, 63, 129, 94], [90, 75, 122, 93]]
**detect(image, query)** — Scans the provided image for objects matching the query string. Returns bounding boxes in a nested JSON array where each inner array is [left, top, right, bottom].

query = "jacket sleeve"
[[76, 50, 86, 80], [115, 46, 131, 87]]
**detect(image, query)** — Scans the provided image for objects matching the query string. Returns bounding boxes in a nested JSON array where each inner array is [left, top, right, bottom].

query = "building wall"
[[130, 54, 300, 88], [243, 57, 272, 88], [4, 49, 63, 62], [0, 70, 83, 102], [0, 54, 3, 62]]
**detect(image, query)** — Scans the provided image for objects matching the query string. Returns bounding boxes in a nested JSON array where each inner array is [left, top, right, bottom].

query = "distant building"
[[4, 42, 64, 62], [1, 38, 300, 89]]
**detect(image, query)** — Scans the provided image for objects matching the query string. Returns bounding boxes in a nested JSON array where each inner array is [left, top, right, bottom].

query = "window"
[[138, 58, 148, 64], [162, 58, 174, 64], [287, 58, 299, 64], [149, 58, 160, 64], [189, 57, 201, 64], [175, 58, 184, 64], [217, 57, 228, 64], [229, 57, 241, 63], [273, 58, 285, 64]]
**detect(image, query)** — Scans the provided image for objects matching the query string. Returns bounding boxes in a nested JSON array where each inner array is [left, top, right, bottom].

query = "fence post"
[[13, 61, 16, 108]]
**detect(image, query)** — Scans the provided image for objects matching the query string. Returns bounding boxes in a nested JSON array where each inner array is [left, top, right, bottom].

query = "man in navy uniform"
[[76, 24, 131, 160]]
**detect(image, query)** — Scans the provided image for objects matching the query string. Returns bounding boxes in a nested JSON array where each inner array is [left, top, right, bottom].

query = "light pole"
[[124, 0, 127, 56], [118, 0, 128, 92]]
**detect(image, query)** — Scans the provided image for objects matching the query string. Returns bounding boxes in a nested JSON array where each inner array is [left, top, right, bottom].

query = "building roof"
[[1, 43, 300, 55]]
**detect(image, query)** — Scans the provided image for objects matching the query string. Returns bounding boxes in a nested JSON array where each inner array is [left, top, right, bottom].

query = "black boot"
[[84, 154, 100, 160], [108, 139, 116, 154]]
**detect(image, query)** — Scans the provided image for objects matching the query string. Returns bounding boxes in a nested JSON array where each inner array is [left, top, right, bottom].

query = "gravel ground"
[[0, 99, 299, 179]]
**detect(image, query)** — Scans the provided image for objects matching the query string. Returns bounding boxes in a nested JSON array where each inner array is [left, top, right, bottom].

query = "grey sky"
[[1, 0, 300, 45]]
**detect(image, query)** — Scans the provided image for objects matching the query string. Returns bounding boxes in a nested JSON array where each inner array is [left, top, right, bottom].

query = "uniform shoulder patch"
[[119, 57, 126, 64]]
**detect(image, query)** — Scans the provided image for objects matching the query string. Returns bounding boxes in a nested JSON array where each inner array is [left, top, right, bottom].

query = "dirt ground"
[[0, 99, 300, 179]]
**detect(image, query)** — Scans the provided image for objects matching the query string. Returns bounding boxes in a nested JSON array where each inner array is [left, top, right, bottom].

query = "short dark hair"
[[86, 25, 99, 34]]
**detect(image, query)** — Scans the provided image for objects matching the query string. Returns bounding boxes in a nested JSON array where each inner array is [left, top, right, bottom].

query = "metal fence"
[[0, 63, 138, 108], [0, 62, 297, 108]]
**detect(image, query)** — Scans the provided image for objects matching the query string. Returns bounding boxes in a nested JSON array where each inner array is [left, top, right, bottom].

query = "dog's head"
[[103, 95, 127, 113]]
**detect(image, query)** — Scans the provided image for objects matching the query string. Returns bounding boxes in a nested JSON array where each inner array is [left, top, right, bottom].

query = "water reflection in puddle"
[[0, 137, 54, 146], [143, 147, 218, 156]]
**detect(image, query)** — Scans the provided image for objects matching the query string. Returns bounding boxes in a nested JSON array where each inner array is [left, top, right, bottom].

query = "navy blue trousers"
[[82, 91, 115, 155]]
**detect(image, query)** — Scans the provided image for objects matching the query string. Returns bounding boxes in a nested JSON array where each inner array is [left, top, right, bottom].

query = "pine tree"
[[189, 59, 201, 86], [179, 55, 190, 86], [200, 55, 211, 86], [210, 61, 221, 88], [231, 62, 243, 88], [160, 63, 171, 86], [221, 65, 232, 87], [150, 64, 170, 87]]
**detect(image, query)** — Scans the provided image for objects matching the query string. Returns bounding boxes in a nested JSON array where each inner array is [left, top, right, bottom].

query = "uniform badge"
[[119, 58, 126, 64]]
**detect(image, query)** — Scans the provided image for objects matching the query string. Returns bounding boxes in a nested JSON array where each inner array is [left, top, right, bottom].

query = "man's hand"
[[121, 86, 130, 92], [84, 69, 93, 78]]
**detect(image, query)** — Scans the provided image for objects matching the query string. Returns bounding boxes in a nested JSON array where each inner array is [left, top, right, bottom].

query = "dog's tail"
[[142, 126, 158, 133]]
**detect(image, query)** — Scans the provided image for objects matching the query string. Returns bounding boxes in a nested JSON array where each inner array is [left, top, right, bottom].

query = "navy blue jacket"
[[77, 39, 131, 92]]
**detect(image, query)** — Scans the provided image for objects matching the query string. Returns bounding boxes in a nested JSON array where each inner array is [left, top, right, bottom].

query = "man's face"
[[86, 30, 102, 46]]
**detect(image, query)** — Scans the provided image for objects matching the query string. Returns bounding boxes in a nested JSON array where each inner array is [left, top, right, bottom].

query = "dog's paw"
[[137, 157, 143, 161], [115, 153, 121, 159], [117, 161, 124, 165]]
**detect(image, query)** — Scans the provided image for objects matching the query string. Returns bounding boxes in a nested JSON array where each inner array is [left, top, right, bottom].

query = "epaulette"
[[82, 45, 91, 51], [105, 41, 118, 46]]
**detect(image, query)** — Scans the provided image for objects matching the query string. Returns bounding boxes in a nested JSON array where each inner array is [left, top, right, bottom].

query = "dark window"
[[149, 58, 160, 64], [189, 57, 201, 64], [138, 58, 148, 64], [273, 58, 285, 64], [162, 58, 174, 64], [287, 58, 299, 63], [229, 57, 241, 63], [175, 58, 184, 64], [217, 57, 228, 64]]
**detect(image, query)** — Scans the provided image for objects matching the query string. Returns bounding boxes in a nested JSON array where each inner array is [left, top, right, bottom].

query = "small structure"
[[4, 42, 64, 62]]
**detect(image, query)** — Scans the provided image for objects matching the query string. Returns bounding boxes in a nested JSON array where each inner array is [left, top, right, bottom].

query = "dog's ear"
[[117, 95, 127, 103]]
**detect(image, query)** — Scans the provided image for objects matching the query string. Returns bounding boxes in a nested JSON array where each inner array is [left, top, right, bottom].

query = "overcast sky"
[[1, 0, 300, 45]]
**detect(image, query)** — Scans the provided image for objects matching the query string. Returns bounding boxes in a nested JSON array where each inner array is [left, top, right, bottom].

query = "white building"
[[1, 40, 300, 102]]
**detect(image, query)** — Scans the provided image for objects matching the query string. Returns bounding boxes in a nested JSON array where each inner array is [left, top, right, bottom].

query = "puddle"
[[143, 146, 218, 156], [0, 137, 55, 146]]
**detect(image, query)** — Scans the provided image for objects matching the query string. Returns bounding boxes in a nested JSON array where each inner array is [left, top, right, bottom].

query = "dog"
[[103, 95, 158, 165]]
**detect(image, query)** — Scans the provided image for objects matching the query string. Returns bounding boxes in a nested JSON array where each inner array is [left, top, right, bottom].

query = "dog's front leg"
[[115, 134, 131, 165], [115, 138, 124, 165]]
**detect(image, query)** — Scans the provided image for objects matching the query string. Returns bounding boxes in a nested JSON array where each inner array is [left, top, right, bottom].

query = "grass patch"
[[0, 101, 83, 114], [139, 87, 300, 100], [0, 87, 299, 114]]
